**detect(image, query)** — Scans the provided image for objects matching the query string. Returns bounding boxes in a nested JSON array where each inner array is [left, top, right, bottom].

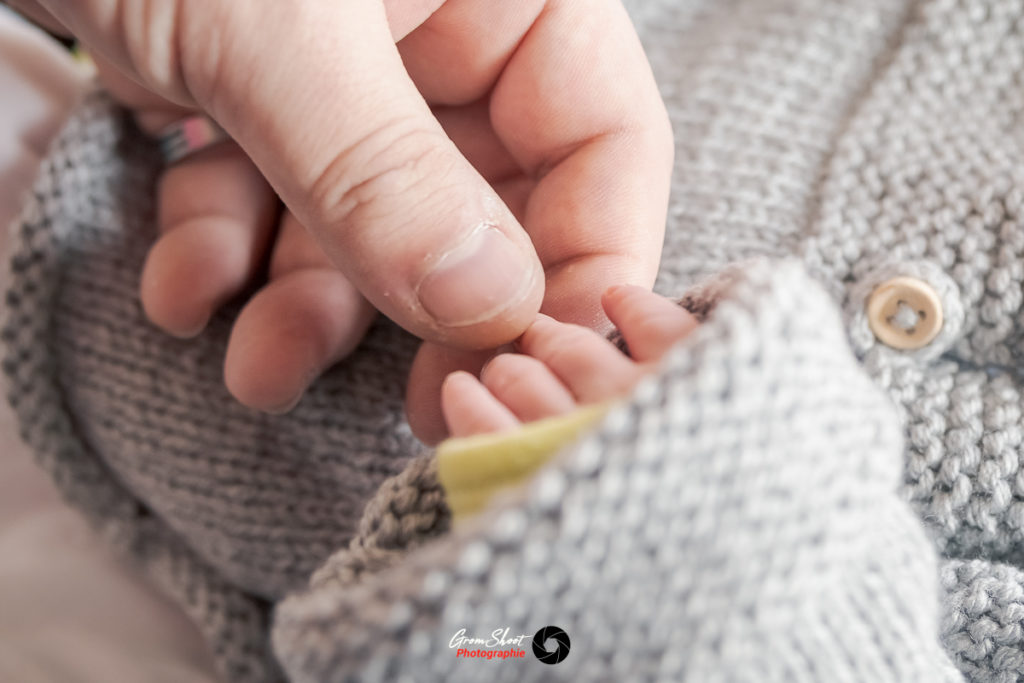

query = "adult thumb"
[[43, 0, 545, 347]]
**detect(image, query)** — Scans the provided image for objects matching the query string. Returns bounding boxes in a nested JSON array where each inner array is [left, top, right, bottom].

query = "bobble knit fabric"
[[5, 0, 1024, 680], [273, 261, 963, 682]]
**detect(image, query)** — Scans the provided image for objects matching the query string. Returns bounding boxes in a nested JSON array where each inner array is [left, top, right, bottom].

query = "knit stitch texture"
[[1, 100, 425, 681], [273, 261, 962, 682], [5, 0, 1024, 680]]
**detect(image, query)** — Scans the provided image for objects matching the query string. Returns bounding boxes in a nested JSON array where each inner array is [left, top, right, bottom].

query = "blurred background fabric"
[[0, 7, 220, 681]]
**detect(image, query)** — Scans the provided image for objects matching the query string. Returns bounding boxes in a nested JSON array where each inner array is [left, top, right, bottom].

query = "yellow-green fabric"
[[437, 404, 610, 520]]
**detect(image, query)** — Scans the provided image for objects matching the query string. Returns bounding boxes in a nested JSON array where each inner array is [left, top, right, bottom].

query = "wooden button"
[[866, 276, 943, 350]]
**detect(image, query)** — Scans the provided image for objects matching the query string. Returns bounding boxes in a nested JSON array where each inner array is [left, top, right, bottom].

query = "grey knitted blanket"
[[5, 0, 1024, 680]]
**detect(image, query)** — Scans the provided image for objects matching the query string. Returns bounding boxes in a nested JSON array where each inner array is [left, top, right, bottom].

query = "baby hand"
[[441, 285, 698, 438], [12, 0, 672, 416]]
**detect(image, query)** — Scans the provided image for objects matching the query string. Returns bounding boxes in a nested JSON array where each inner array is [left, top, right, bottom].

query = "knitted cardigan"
[[5, 0, 1024, 680]]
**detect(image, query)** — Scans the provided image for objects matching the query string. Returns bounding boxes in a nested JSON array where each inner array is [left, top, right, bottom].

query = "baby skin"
[[440, 284, 699, 438]]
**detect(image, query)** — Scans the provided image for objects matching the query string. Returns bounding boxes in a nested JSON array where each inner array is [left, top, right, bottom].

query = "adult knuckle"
[[113, 0, 225, 104], [309, 123, 455, 233]]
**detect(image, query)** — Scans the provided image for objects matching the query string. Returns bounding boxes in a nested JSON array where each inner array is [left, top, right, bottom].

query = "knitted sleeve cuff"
[[437, 403, 611, 520]]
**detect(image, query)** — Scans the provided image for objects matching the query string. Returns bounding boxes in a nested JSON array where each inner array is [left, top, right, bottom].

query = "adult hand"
[[10, 0, 672, 429]]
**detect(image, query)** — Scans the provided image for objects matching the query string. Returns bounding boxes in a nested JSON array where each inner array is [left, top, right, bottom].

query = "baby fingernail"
[[416, 226, 535, 327]]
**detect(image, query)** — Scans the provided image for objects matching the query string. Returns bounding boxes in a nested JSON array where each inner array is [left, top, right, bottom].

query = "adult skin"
[[10, 0, 673, 441]]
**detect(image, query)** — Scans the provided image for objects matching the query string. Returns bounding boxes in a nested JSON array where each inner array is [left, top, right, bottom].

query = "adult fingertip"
[[416, 225, 538, 328], [406, 342, 499, 444], [417, 230, 545, 349], [406, 346, 453, 446], [139, 243, 212, 338]]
